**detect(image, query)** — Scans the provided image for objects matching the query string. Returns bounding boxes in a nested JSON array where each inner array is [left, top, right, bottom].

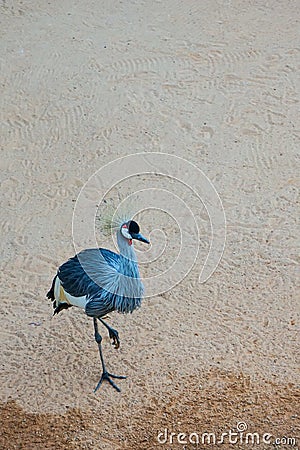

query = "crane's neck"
[[112, 230, 144, 314], [116, 230, 140, 277]]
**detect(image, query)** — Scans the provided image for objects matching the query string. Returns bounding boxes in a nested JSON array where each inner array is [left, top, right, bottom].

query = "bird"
[[47, 218, 150, 392]]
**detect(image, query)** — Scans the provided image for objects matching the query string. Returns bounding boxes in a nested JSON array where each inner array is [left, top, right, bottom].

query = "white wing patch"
[[54, 277, 87, 310]]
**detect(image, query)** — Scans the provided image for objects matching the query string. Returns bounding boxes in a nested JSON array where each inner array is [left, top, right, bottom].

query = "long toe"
[[94, 371, 126, 393], [107, 372, 126, 380]]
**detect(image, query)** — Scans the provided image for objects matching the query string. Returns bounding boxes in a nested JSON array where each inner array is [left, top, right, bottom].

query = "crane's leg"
[[93, 318, 126, 393], [98, 318, 120, 349]]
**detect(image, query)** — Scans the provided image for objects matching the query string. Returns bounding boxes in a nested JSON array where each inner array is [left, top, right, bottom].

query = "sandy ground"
[[0, 0, 299, 449]]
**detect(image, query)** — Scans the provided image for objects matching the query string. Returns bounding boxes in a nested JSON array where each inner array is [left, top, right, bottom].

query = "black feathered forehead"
[[128, 220, 140, 234]]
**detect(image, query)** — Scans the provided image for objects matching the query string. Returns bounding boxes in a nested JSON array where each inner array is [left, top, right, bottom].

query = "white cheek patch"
[[121, 224, 132, 239]]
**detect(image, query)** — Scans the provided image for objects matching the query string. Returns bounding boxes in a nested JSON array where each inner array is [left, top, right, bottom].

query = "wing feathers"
[[58, 248, 119, 297]]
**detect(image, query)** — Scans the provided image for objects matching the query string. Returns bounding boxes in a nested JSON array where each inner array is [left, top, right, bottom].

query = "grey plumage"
[[47, 219, 149, 392]]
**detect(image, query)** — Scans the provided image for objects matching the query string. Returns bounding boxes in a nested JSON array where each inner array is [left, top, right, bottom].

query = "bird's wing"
[[58, 248, 120, 297], [98, 248, 120, 271]]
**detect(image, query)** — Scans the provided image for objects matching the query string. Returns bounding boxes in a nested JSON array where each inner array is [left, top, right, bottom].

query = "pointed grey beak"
[[131, 232, 150, 244]]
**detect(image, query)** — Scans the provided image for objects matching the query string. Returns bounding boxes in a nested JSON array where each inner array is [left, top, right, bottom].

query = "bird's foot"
[[108, 327, 120, 349], [94, 371, 126, 393]]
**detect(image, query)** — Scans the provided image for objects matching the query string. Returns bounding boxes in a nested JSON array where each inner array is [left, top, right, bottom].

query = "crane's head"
[[120, 220, 150, 246]]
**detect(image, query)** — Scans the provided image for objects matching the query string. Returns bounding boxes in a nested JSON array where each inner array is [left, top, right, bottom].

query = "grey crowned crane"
[[47, 219, 150, 392]]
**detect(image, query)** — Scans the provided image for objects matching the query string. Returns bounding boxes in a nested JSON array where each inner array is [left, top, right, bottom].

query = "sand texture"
[[0, 0, 299, 449]]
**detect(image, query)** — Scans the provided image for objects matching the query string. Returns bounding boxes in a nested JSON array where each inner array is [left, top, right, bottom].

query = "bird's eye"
[[128, 220, 140, 234]]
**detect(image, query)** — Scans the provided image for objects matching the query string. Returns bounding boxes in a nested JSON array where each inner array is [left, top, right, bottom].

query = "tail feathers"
[[47, 275, 72, 315], [53, 302, 72, 315], [47, 275, 57, 301]]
